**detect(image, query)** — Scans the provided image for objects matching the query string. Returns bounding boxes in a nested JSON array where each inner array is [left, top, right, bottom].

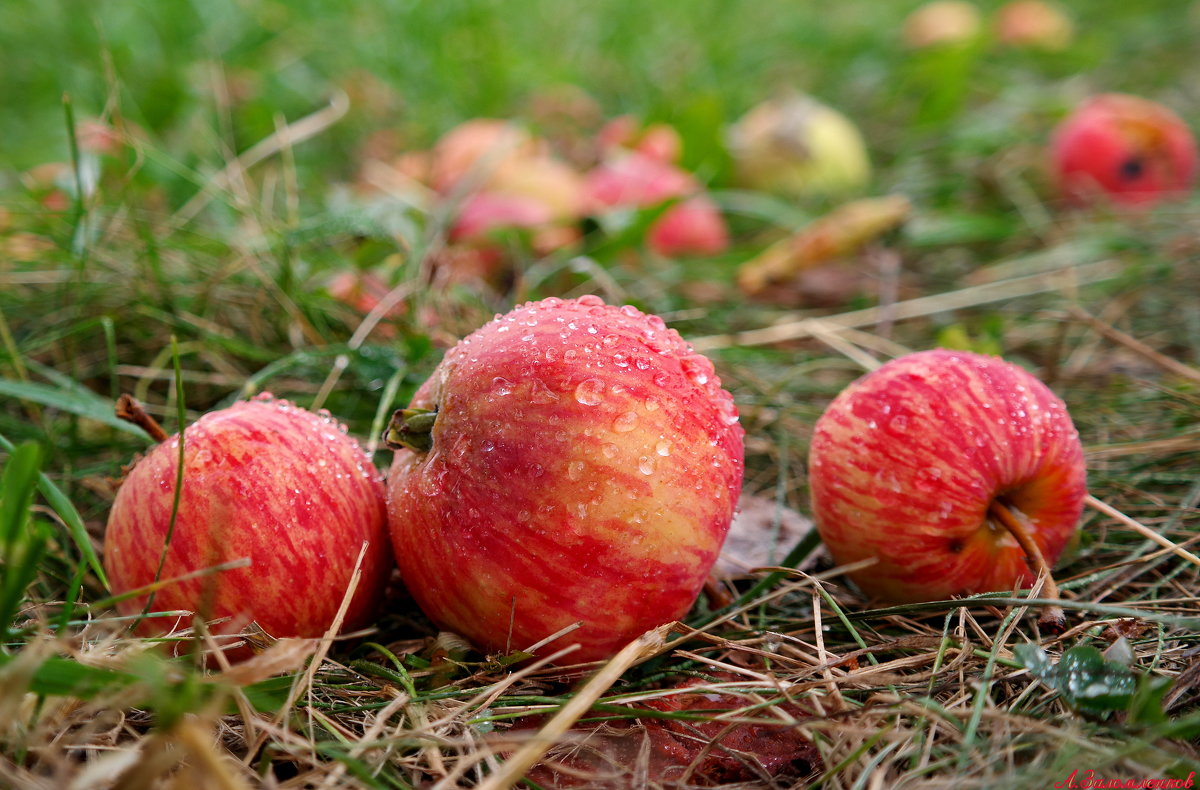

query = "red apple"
[[1051, 94, 1198, 208], [583, 151, 698, 212], [384, 295, 744, 662], [646, 195, 730, 258], [808, 349, 1086, 604], [103, 395, 392, 652]]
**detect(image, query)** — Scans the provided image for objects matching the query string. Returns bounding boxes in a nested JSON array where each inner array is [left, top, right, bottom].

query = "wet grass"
[[2, 0, 1200, 787]]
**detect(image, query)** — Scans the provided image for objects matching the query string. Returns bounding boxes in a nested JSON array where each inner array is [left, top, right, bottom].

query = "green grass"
[[3, 0, 1200, 787]]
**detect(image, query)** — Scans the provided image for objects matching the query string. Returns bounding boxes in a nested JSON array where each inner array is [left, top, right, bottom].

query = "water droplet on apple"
[[567, 461, 585, 481], [602, 443, 619, 459], [635, 356, 651, 370], [613, 411, 638, 432], [638, 456, 655, 475], [620, 304, 640, 318], [575, 379, 605, 406], [644, 398, 660, 412], [614, 352, 630, 368], [681, 356, 712, 386], [492, 376, 515, 396], [481, 439, 495, 453], [517, 509, 531, 522], [602, 334, 619, 348], [655, 440, 671, 456]]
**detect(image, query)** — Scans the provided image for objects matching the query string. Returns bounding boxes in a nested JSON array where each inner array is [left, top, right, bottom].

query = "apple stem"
[[988, 499, 1066, 634], [383, 407, 437, 453], [116, 394, 169, 443]]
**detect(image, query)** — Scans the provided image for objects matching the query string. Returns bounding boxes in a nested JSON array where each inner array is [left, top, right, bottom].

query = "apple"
[[808, 349, 1086, 606], [995, 0, 1073, 50], [583, 150, 698, 212], [598, 116, 684, 163], [384, 295, 744, 662], [1050, 93, 1198, 208], [646, 195, 730, 258], [727, 94, 871, 198], [103, 395, 392, 653], [901, 1, 982, 49], [429, 118, 540, 193]]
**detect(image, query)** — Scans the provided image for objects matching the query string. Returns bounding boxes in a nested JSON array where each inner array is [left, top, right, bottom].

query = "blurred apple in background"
[[727, 93, 871, 198], [901, 0, 982, 49], [646, 195, 730, 257], [808, 349, 1087, 604], [995, 0, 1073, 50], [384, 295, 744, 662], [1050, 93, 1197, 208]]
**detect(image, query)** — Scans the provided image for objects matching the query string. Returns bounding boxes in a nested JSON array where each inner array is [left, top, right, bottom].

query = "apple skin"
[[1051, 94, 1198, 208], [646, 195, 730, 258], [808, 349, 1086, 603], [103, 395, 392, 648], [385, 295, 744, 662]]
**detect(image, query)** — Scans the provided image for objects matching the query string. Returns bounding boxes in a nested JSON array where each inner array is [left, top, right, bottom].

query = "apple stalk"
[[987, 499, 1066, 633]]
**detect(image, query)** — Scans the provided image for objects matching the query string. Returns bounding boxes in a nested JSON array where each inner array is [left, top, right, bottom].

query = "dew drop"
[[655, 440, 672, 456], [567, 461, 585, 481], [638, 456, 655, 476], [575, 378, 605, 406], [613, 411, 638, 432], [602, 443, 619, 459], [492, 376, 515, 396]]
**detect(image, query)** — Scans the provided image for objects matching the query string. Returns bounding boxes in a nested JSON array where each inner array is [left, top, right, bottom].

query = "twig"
[[476, 625, 670, 790], [1067, 305, 1200, 385], [691, 259, 1122, 352], [1086, 495, 1200, 570]]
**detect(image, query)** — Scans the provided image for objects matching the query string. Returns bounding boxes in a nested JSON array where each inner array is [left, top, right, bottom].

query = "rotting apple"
[[103, 394, 392, 654], [808, 350, 1086, 620], [727, 93, 871, 198], [1050, 93, 1198, 208], [384, 295, 745, 663]]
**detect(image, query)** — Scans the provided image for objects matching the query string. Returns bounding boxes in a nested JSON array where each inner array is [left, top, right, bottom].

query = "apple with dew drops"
[[1051, 93, 1197, 208], [103, 394, 392, 655], [808, 350, 1087, 627], [384, 295, 744, 663]]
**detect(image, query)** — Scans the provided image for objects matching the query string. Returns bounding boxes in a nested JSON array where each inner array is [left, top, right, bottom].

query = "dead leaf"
[[716, 493, 815, 578]]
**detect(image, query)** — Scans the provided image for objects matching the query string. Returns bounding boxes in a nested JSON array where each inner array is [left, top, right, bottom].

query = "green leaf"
[[0, 378, 150, 440], [0, 432, 108, 590], [1016, 642, 1141, 717]]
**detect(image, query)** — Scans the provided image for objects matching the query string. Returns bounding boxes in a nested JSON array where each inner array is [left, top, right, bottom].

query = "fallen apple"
[[384, 295, 745, 662], [808, 350, 1086, 615], [1051, 93, 1198, 208], [103, 395, 392, 653], [995, 0, 1074, 50], [727, 93, 871, 198], [646, 195, 730, 258], [901, 0, 982, 49]]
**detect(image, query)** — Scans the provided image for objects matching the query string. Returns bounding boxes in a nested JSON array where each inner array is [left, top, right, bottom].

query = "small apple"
[[103, 395, 392, 652], [901, 1, 982, 49], [808, 349, 1086, 606], [384, 295, 744, 662], [598, 116, 684, 163], [995, 0, 1073, 50], [430, 118, 540, 193], [646, 195, 730, 258], [1050, 93, 1198, 208], [727, 94, 871, 198], [583, 150, 698, 212]]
